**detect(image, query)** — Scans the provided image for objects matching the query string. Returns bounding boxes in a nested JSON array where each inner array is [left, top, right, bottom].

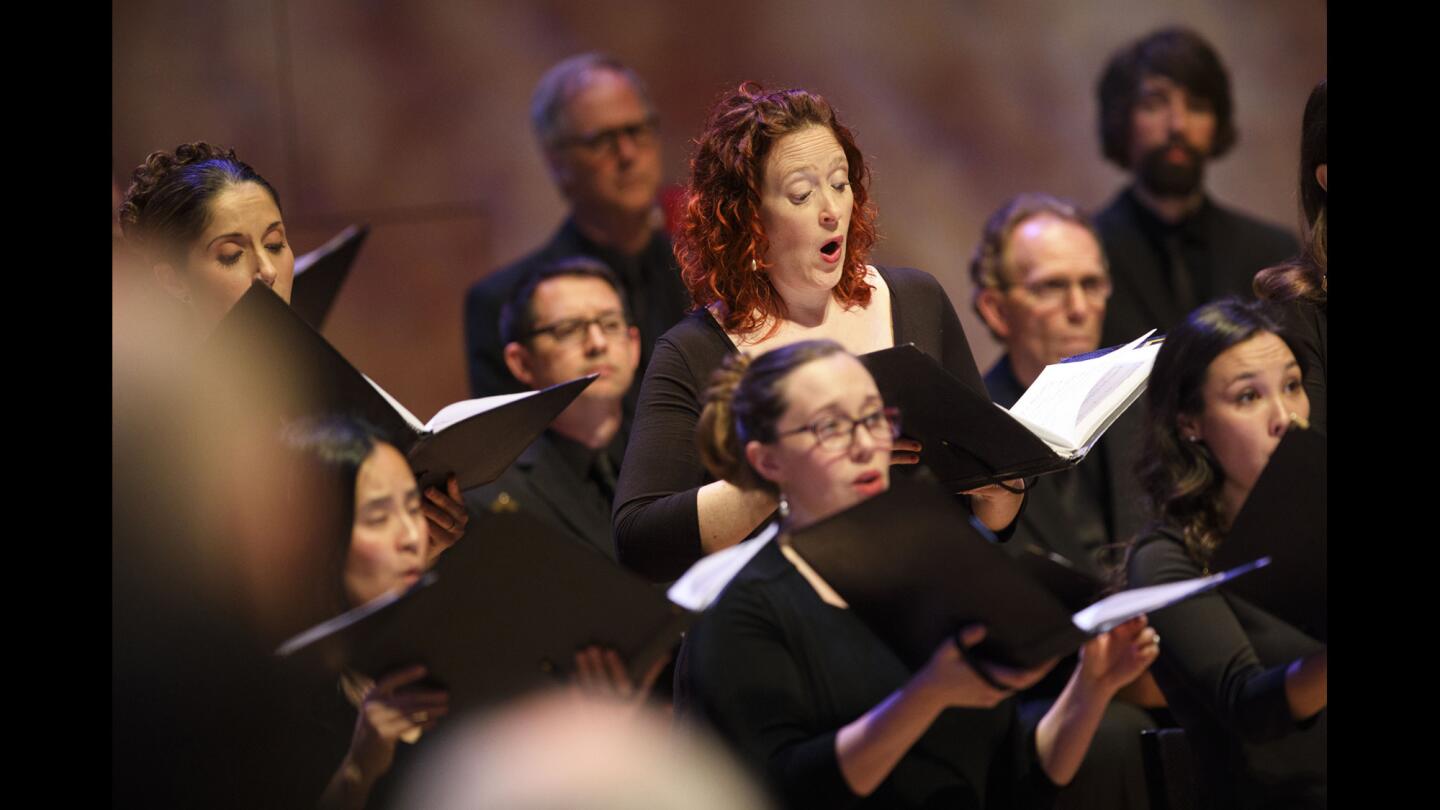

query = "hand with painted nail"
[[324, 664, 449, 810], [423, 474, 469, 562], [570, 645, 669, 711]]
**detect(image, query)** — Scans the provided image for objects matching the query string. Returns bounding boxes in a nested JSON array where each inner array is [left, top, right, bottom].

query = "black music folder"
[[291, 223, 369, 329], [205, 281, 591, 491], [277, 509, 692, 711], [789, 476, 1266, 670], [860, 337, 1158, 490], [1210, 426, 1327, 641]]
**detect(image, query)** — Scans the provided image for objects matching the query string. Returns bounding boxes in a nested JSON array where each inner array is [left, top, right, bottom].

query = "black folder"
[[276, 509, 692, 712], [204, 281, 591, 491], [1210, 427, 1327, 641], [290, 223, 368, 330], [789, 476, 1260, 670], [859, 344, 1080, 490]]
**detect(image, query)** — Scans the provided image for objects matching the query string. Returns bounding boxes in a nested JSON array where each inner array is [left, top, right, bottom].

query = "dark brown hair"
[[118, 142, 282, 264], [675, 83, 878, 338], [281, 415, 389, 615], [1130, 298, 1302, 570], [1097, 28, 1237, 169], [1255, 80, 1327, 305], [696, 339, 847, 493], [499, 256, 630, 346]]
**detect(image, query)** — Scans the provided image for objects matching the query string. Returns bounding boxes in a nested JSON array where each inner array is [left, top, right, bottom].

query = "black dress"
[[612, 265, 987, 582], [1127, 525, 1326, 809], [678, 538, 1058, 810]]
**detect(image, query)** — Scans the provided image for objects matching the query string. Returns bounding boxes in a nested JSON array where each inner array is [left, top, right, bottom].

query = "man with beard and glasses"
[[1093, 28, 1297, 347], [465, 257, 640, 561]]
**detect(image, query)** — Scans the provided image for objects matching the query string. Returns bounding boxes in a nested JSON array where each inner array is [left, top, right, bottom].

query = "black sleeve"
[[612, 332, 710, 581], [992, 708, 1060, 810], [1127, 536, 1301, 743], [1278, 300, 1326, 435], [927, 268, 1026, 540], [463, 278, 526, 398], [685, 584, 863, 810], [933, 272, 987, 401]]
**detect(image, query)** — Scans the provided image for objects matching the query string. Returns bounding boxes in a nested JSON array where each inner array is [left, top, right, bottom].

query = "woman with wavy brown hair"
[[1254, 80, 1326, 432], [1125, 298, 1326, 809], [613, 83, 1022, 582]]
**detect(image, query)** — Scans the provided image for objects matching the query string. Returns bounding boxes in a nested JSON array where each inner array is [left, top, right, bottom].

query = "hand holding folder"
[[788, 476, 1268, 671], [204, 281, 593, 492], [859, 335, 1160, 490], [277, 508, 692, 712]]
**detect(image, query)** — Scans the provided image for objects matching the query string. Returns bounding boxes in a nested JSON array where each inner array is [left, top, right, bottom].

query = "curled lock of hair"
[[118, 142, 241, 239], [696, 352, 769, 491]]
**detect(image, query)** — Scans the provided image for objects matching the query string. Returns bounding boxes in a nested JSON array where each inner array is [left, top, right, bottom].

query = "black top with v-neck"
[[612, 266, 987, 581]]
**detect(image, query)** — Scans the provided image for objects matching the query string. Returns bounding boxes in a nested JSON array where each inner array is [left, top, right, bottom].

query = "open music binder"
[[205, 281, 592, 491], [291, 223, 368, 330], [788, 476, 1266, 670], [859, 334, 1160, 490], [1209, 426, 1327, 641], [277, 509, 692, 711]]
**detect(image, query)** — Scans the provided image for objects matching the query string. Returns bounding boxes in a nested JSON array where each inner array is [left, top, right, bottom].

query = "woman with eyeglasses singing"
[[613, 83, 1023, 583], [676, 341, 1159, 810]]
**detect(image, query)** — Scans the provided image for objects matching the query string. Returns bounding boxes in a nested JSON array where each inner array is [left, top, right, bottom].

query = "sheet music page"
[[668, 524, 780, 611], [425, 390, 537, 434], [1070, 557, 1270, 634], [1008, 333, 1158, 451]]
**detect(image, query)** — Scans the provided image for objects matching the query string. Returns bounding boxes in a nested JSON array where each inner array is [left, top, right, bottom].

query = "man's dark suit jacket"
[[1096, 187, 1298, 347], [463, 217, 691, 400], [464, 430, 622, 562], [984, 355, 1147, 580]]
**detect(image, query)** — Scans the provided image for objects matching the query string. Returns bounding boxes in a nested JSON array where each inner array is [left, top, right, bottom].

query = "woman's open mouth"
[[819, 236, 844, 263], [853, 469, 885, 496]]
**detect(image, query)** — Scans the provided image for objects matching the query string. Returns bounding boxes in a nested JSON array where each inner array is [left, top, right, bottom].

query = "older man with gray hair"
[[970, 192, 1161, 810], [464, 53, 690, 402]]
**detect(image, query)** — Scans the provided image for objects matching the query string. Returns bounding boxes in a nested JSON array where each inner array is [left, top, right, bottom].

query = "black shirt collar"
[[1122, 186, 1215, 242]]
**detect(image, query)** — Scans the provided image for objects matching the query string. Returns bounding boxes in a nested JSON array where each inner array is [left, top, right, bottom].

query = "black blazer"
[[1096, 188, 1298, 347], [465, 432, 620, 562]]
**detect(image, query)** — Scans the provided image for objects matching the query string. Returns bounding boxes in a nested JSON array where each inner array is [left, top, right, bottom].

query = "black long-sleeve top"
[[678, 538, 1058, 810], [612, 266, 988, 582], [1127, 525, 1326, 809]]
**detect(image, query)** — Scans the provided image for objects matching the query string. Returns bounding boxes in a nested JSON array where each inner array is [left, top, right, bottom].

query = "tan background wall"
[[113, 0, 1326, 419]]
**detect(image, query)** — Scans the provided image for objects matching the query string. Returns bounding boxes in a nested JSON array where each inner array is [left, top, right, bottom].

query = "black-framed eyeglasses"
[[524, 312, 629, 344], [555, 115, 660, 156], [778, 407, 902, 452]]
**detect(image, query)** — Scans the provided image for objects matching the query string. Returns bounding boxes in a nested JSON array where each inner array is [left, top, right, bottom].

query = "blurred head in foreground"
[[395, 689, 773, 810]]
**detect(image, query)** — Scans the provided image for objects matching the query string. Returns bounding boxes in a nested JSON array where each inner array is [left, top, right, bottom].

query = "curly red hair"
[[675, 82, 878, 337]]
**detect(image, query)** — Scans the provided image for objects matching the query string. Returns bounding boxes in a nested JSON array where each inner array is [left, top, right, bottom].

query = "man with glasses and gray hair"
[[466, 257, 641, 561], [464, 53, 690, 403], [969, 192, 1159, 810]]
